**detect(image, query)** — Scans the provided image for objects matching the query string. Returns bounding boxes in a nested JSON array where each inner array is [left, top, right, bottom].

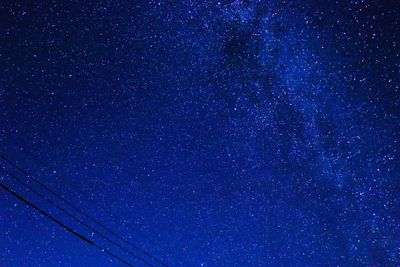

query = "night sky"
[[1, 1, 400, 266]]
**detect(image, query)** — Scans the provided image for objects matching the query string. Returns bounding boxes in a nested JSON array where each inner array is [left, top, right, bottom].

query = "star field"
[[1, 1, 399, 266]]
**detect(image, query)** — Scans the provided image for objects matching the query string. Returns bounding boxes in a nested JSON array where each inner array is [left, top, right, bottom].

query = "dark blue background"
[[1, 1, 399, 266]]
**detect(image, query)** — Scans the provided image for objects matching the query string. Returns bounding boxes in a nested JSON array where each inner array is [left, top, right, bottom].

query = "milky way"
[[1, 1, 399, 266]]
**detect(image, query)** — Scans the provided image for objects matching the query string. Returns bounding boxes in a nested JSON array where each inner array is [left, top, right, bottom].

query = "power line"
[[0, 181, 92, 244], [0, 166, 152, 267], [0, 181, 135, 267], [0, 154, 168, 267], [92, 242, 137, 267], [1, 141, 181, 266]]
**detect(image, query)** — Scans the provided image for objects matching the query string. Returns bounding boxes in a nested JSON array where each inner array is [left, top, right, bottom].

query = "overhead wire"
[[0, 166, 151, 267], [2, 138, 188, 266], [0, 181, 135, 267], [0, 154, 169, 266]]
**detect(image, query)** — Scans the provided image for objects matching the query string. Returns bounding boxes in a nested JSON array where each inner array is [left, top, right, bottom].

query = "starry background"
[[0, 0, 399, 266]]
